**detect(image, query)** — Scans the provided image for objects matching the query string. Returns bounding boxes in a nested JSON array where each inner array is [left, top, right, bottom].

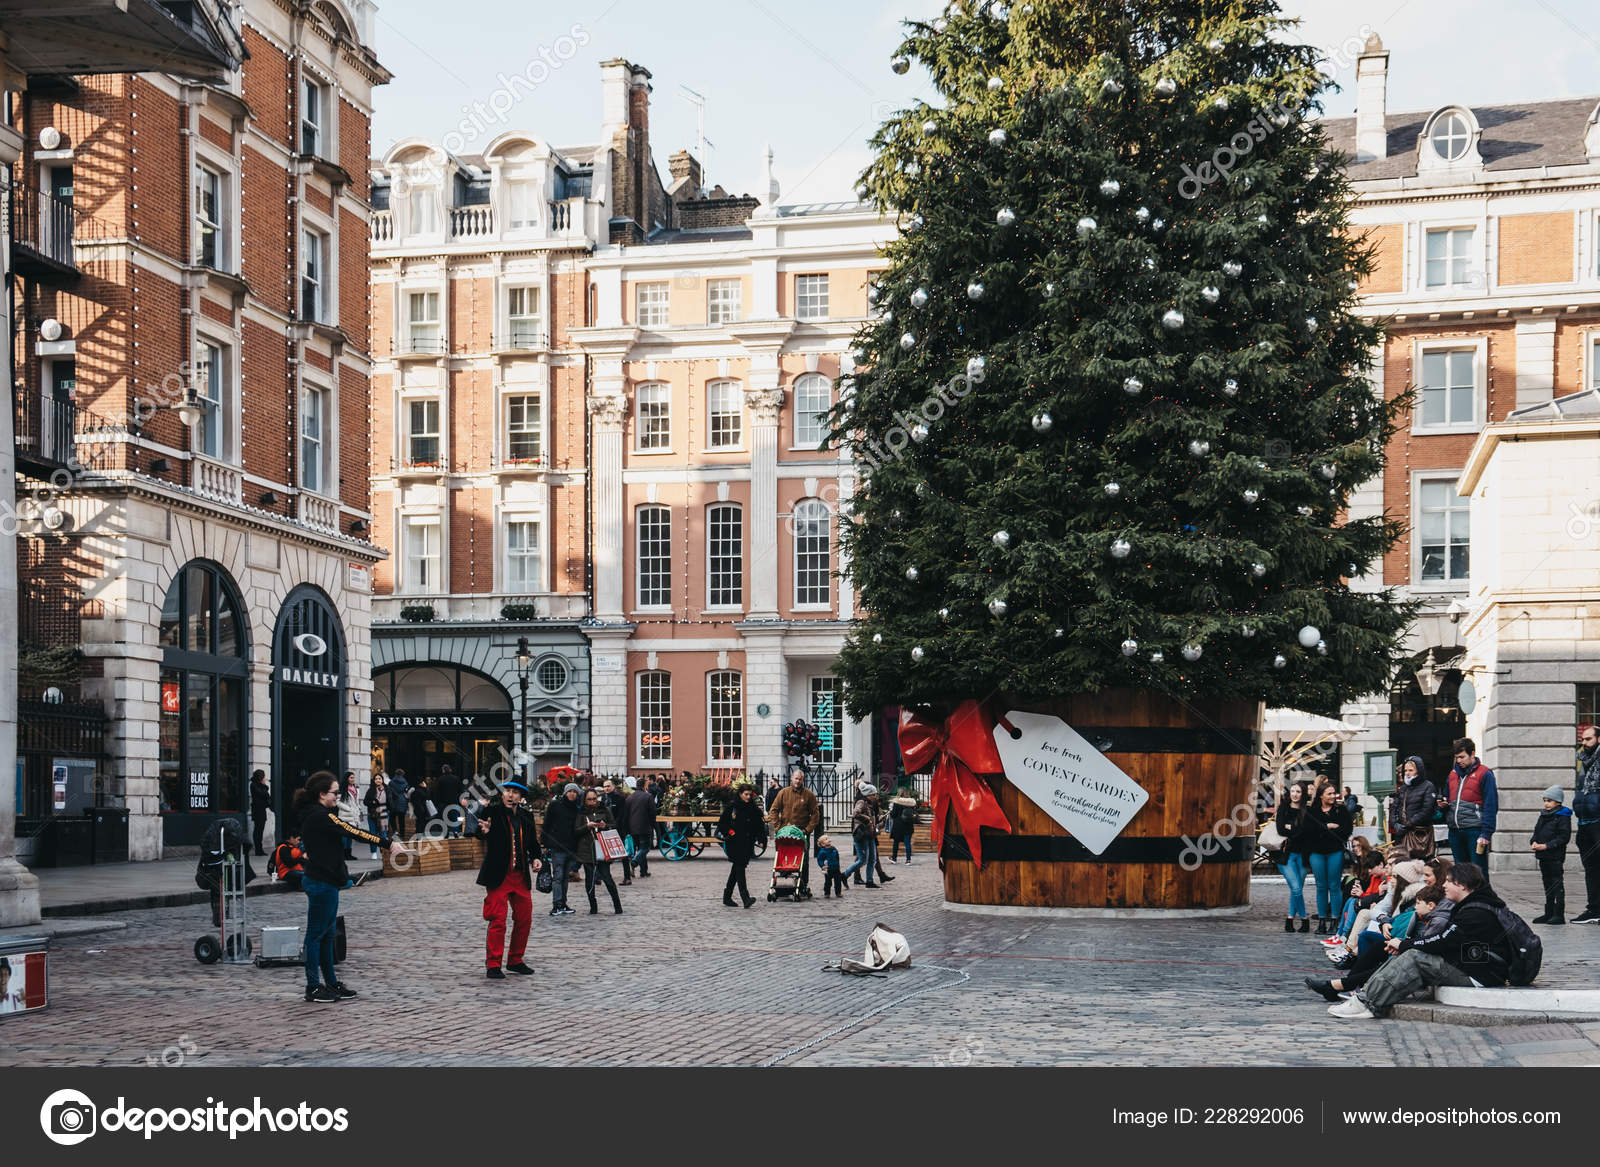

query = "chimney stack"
[[668, 149, 702, 195], [1354, 33, 1389, 162], [763, 145, 779, 206]]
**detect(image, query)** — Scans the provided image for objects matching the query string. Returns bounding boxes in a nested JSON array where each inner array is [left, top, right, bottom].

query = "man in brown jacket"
[[767, 767, 821, 899]]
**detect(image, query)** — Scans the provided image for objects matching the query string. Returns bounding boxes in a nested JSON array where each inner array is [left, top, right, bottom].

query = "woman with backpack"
[[887, 786, 919, 863]]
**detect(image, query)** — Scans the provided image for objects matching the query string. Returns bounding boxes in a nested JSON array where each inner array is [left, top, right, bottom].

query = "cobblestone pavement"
[[5, 858, 1599, 1067]]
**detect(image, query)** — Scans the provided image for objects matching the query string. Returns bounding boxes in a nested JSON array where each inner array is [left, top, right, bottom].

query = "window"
[[301, 227, 326, 322], [1591, 336, 1600, 390], [708, 671, 743, 763], [194, 341, 225, 459], [707, 278, 742, 324], [505, 518, 541, 593], [506, 179, 537, 230], [636, 282, 669, 327], [402, 516, 442, 592], [637, 671, 672, 763], [536, 657, 568, 693], [406, 291, 441, 353], [810, 676, 842, 764], [408, 186, 439, 236], [1418, 479, 1469, 584], [1429, 112, 1472, 162], [707, 503, 743, 608], [707, 379, 742, 449], [507, 286, 541, 347], [636, 504, 671, 609], [405, 398, 441, 466], [301, 76, 325, 157], [1419, 348, 1476, 428], [795, 274, 829, 320], [300, 386, 326, 494], [793, 373, 831, 448], [636, 382, 670, 451], [505, 394, 542, 463], [195, 164, 223, 268], [1425, 227, 1475, 289], [793, 497, 831, 607]]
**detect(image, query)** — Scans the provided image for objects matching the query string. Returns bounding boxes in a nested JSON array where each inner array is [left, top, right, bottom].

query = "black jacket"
[[1274, 801, 1310, 855], [601, 788, 628, 829], [622, 788, 657, 836], [1387, 777, 1438, 836], [1532, 806, 1572, 856], [1400, 886, 1513, 985], [299, 804, 387, 887], [475, 798, 543, 888], [717, 796, 768, 862], [1576, 746, 1600, 823], [1300, 803, 1352, 854], [250, 781, 271, 819], [542, 793, 583, 854]]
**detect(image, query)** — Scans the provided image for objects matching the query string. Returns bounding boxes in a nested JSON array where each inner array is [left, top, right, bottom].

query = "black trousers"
[[1339, 939, 1388, 991], [1578, 822, 1600, 913], [1539, 854, 1567, 918], [823, 870, 845, 895], [584, 861, 621, 911], [629, 832, 650, 876], [724, 858, 751, 901], [251, 814, 267, 854]]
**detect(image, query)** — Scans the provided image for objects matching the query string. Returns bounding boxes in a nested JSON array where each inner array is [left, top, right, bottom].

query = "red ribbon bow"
[[898, 700, 1012, 868]]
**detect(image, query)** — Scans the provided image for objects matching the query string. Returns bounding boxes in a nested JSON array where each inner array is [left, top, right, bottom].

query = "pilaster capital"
[[587, 392, 629, 428], [745, 386, 784, 426]]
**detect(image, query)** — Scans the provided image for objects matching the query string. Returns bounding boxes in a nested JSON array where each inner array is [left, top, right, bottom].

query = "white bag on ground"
[[838, 923, 911, 974]]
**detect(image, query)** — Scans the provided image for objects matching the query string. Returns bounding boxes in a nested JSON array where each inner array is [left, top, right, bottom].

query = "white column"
[[1514, 317, 1557, 411], [583, 627, 632, 772], [0, 122, 40, 924], [588, 370, 627, 621], [745, 368, 783, 621], [742, 629, 788, 777]]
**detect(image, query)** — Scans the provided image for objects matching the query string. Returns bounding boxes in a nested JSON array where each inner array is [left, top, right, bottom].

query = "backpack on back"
[[1463, 902, 1543, 986]]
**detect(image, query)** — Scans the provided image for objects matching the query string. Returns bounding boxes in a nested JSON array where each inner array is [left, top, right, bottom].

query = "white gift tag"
[[991, 710, 1150, 855]]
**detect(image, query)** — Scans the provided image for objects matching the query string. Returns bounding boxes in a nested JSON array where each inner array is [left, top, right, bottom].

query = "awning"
[[0, 0, 243, 84], [1259, 708, 1357, 788]]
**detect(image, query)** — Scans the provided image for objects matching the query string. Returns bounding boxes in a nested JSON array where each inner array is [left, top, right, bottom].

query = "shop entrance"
[[272, 586, 347, 838], [279, 687, 340, 834]]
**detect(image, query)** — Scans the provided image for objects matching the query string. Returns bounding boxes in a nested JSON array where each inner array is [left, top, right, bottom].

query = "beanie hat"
[[1543, 785, 1565, 804], [860, 783, 878, 796], [564, 783, 581, 795]]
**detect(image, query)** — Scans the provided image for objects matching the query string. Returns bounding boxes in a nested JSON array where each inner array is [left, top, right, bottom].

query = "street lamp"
[[513, 636, 533, 781], [1414, 649, 1444, 698]]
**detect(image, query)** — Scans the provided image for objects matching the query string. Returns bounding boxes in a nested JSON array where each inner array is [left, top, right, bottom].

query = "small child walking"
[[1531, 784, 1572, 924], [816, 834, 845, 898]]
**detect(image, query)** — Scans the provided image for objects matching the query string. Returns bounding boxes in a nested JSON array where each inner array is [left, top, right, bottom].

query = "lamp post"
[[513, 636, 532, 782]]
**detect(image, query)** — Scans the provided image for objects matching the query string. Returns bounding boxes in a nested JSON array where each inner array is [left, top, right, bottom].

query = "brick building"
[[1328, 35, 1600, 868], [10, 0, 387, 862]]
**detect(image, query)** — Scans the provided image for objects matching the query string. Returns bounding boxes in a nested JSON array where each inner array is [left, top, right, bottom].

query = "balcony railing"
[[549, 201, 570, 231], [394, 334, 447, 357], [371, 208, 393, 242], [6, 184, 116, 280], [389, 455, 448, 475], [494, 326, 548, 352], [498, 448, 546, 470], [192, 457, 244, 506], [14, 391, 79, 474], [298, 492, 338, 531], [450, 205, 493, 238]]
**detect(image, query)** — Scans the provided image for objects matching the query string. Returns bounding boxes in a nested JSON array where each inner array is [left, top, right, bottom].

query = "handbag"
[[1257, 820, 1287, 853], [535, 866, 554, 894], [1402, 824, 1435, 859], [597, 828, 628, 861]]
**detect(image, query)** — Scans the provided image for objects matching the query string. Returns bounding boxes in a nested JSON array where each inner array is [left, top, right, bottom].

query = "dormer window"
[[1420, 107, 1481, 172], [1430, 112, 1471, 162]]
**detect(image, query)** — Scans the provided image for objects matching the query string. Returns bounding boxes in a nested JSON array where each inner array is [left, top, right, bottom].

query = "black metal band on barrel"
[[1034, 725, 1260, 756], [940, 833, 1253, 864]]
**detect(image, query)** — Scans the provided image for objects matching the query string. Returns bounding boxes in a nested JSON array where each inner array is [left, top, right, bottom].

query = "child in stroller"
[[768, 824, 809, 902]]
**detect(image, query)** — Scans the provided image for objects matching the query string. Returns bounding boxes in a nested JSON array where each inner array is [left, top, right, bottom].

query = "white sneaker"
[[1327, 996, 1374, 1019], [1327, 946, 1352, 963]]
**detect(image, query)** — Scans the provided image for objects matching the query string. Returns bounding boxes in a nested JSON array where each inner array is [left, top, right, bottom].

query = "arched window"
[[793, 498, 831, 608], [707, 503, 743, 608], [157, 561, 248, 830], [792, 373, 832, 449], [1429, 111, 1472, 162], [707, 671, 743, 763]]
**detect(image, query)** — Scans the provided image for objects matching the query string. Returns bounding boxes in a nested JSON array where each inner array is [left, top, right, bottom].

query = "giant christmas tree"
[[835, 0, 1412, 724]]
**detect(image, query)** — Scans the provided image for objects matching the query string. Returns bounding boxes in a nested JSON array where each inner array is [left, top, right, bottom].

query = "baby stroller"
[[768, 824, 808, 902]]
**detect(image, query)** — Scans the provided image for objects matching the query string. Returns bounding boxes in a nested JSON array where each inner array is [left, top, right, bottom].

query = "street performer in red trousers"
[[476, 778, 544, 980]]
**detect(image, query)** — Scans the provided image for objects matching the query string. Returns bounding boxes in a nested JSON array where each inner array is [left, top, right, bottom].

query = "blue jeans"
[[546, 849, 580, 910], [303, 877, 340, 989], [366, 813, 384, 856], [1449, 827, 1486, 868], [1308, 851, 1342, 918], [1337, 896, 1361, 936], [1276, 852, 1307, 917], [892, 836, 913, 861], [842, 836, 878, 883]]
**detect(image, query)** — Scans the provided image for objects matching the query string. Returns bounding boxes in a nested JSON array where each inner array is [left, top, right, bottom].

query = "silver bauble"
[[1316, 639, 1329, 657], [987, 75, 1003, 91], [1143, 256, 1157, 271], [1273, 654, 1287, 669], [915, 481, 929, 497], [1123, 376, 1144, 396], [987, 597, 1008, 617], [1135, 205, 1152, 223], [1305, 316, 1318, 332], [966, 355, 987, 379], [996, 206, 1016, 227], [1162, 308, 1186, 330], [938, 607, 950, 620], [1241, 625, 1256, 638], [867, 284, 881, 305], [910, 645, 925, 662], [905, 566, 919, 581], [910, 287, 929, 309], [891, 56, 910, 75], [1101, 77, 1123, 95], [922, 119, 939, 135], [899, 332, 916, 351], [910, 423, 929, 443], [1155, 77, 1177, 97], [882, 309, 895, 323], [1297, 505, 1313, 517], [1076, 216, 1098, 237], [988, 127, 1007, 147], [1152, 218, 1165, 230], [1222, 260, 1244, 278], [1209, 38, 1225, 50], [1258, 213, 1270, 224], [1054, 628, 1064, 638], [1201, 285, 1221, 303], [1251, 562, 1267, 578], [1182, 643, 1203, 662], [1188, 439, 1210, 457], [872, 632, 883, 644], [1149, 651, 1165, 664], [1110, 538, 1132, 559], [1319, 463, 1337, 480], [966, 281, 985, 301], [1242, 488, 1259, 504], [1121, 639, 1139, 657], [1099, 178, 1121, 197], [1223, 378, 1239, 396], [909, 213, 925, 229], [1297, 625, 1321, 648], [1043, 281, 1056, 298], [1104, 482, 1121, 497], [1214, 95, 1229, 110], [992, 530, 1011, 548], [1031, 412, 1053, 433]]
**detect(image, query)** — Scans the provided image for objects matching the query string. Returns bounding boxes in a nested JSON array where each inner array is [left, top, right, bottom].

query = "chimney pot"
[[1355, 34, 1389, 162]]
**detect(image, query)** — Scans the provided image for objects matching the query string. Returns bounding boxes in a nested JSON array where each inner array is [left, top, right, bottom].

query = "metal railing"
[[6, 183, 116, 272], [14, 391, 78, 469]]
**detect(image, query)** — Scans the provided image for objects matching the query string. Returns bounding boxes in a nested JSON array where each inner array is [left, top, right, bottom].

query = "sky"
[[368, 0, 1600, 205]]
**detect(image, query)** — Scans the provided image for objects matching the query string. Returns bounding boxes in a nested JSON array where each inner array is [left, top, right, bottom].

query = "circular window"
[[536, 656, 569, 693], [1430, 112, 1471, 162]]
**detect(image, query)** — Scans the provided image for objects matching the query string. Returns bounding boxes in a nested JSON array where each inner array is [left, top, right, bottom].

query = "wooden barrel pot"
[[941, 690, 1263, 914]]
